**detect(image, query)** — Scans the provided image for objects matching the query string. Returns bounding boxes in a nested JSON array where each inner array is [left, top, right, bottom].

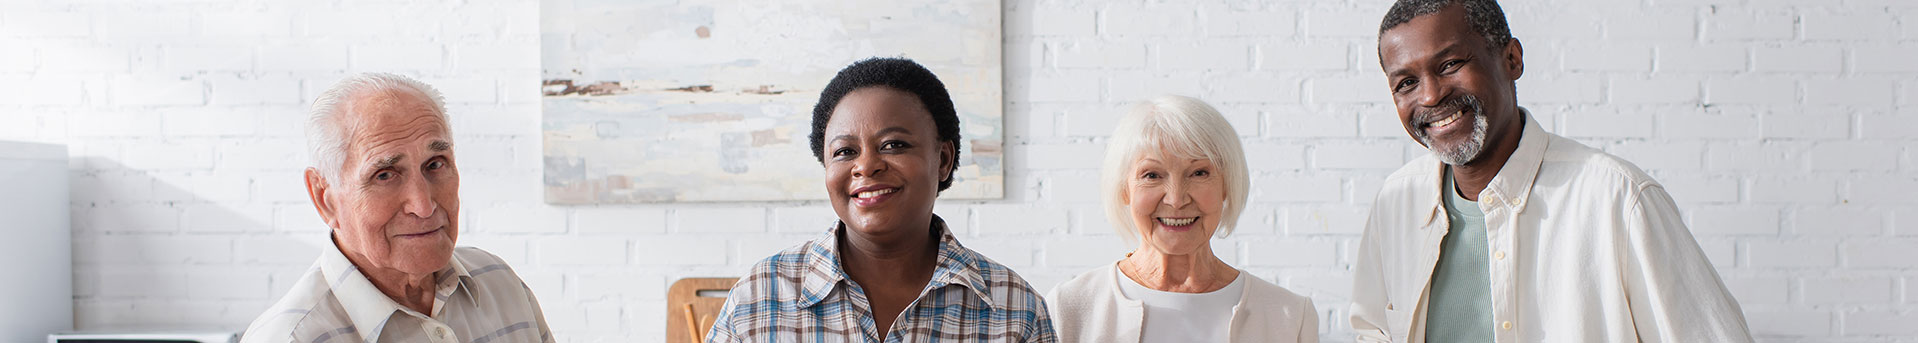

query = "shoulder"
[[1374, 155, 1440, 204], [743, 239, 819, 283], [726, 239, 823, 305], [1241, 275, 1314, 313], [952, 250, 1059, 338], [1046, 265, 1115, 309], [451, 246, 535, 293], [1384, 154, 1441, 186], [453, 246, 508, 266], [452, 246, 525, 281], [241, 262, 347, 343], [1540, 134, 1664, 193], [1363, 155, 1441, 230], [959, 247, 1050, 311]]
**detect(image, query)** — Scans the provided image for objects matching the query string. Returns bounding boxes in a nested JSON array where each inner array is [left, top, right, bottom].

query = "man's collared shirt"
[[242, 242, 553, 343], [1350, 108, 1753, 342], [706, 216, 1058, 343]]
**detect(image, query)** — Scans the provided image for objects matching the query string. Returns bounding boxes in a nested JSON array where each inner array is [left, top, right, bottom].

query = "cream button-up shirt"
[[241, 242, 554, 343], [1350, 109, 1752, 342]]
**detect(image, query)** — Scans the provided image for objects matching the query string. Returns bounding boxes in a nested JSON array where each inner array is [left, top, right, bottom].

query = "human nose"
[[1161, 177, 1192, 208], [400, 173, 437, 218], [850, 151, 886, 178], [1414, 79, 1448, 108]]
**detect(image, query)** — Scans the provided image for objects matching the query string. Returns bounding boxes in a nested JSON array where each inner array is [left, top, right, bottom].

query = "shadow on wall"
[[67, 157, 326, 331]]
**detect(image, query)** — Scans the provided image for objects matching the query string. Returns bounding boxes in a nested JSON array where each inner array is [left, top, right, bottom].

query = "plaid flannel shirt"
[[706, 215, 1058, 343]]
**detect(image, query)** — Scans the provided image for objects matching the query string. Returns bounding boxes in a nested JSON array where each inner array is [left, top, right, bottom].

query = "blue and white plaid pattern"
[[706, 216, 1058, 343]]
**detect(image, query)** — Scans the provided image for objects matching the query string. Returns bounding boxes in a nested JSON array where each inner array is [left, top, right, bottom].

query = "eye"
[[425, 159, 445, 170], [1140, 171, 1161, 180], [1394, 78, 1418, 93], [832, 147, 856, 158], [1441, 59, 1467, 73], [881, 140, 911, 151], [1192, 169, 1210, 177], [373, 170, 396, 181]]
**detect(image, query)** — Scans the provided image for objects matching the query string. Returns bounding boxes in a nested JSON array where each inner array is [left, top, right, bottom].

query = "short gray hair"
[[1100, 95, 1250, 241], [1379, 0, 1513, 49], [306, 72, 449, 185]]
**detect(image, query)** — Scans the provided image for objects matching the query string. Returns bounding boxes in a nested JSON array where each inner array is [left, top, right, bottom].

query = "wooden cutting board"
[[667, 277, 739, 343]]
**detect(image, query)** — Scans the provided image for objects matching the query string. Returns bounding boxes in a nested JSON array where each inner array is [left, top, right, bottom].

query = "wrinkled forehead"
[[338, 89, 453, 161], [343, 89, 450, 136]]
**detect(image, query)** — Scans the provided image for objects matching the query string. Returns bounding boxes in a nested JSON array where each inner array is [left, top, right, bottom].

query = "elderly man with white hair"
[[242, 73, 553, 343]]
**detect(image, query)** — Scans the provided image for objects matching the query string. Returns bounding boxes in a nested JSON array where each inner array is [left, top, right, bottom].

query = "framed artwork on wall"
[[541, 0, 1004, 204]]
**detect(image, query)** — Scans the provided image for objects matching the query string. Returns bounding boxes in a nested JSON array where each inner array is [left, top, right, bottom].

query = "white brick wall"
[[2, 0, 1915, 341]]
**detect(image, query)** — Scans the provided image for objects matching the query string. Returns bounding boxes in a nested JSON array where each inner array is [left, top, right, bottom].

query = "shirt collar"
[[1422, 107, 1549, 223], [796, 215, 999, 310], [319, 236, 472, 339]]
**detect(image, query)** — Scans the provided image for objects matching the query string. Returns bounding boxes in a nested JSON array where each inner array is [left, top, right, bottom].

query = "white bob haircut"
[[1100, 95, 1251, 241], [306, 72, 450, 186]]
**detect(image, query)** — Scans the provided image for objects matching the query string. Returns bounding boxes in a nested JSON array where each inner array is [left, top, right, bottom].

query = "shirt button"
[[1386, 303, 1394, 310], [1494, 251, 1507, 260], [1502, 321, 1514, 330]]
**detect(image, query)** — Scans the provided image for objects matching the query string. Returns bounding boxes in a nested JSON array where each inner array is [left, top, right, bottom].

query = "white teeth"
[[855, 188, 896, 199], [1156, 217, 1197, 226], [1429, 110, 1461, 128]]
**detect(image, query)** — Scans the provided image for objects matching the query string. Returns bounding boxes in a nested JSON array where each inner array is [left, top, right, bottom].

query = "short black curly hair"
[[1379, 0, 1513, 49], [809, 57, 963, 191]]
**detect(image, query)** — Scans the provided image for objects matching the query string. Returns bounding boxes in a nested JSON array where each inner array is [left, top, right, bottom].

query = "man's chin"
[[392, 251, 455, 275], [1426, 143, 1481, 165]]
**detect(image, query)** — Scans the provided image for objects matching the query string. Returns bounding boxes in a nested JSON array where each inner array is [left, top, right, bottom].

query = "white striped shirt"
[[241, 243, 553, 343]]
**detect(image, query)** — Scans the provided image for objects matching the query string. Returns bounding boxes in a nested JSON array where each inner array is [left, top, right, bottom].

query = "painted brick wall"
[[2, 0, 1914, 341]]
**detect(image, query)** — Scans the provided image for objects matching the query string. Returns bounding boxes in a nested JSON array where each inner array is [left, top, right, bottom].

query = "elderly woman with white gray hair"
[[1044, 95, 1317, 343]]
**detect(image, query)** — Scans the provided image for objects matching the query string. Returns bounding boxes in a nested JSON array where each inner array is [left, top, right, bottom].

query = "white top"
[[1114, 265, 1244, 343], [1046, 261, 1318, 343], [1349, 109, 1753, 343], [241, 242, 554, 343]]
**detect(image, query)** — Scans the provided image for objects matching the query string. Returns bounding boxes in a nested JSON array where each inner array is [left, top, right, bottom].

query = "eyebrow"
[[370, 154, 404, 170], [830, 127, 914, 143], [1386, 43, 1462, 78], [356, 154, 404, 187], [429, 140, 450, 151]]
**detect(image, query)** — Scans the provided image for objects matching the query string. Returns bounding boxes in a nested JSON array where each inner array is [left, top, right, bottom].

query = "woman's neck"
[[838, 222, 940, 287], [1119, 244, 1238, 293]]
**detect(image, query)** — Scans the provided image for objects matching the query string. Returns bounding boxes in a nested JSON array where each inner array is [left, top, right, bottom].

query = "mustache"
[[1414, 94, 1483, 126]]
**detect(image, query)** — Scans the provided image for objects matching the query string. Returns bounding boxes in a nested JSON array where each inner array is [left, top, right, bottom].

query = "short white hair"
[[1100, 95, 1251, 241], [307, 72, 449, 186]]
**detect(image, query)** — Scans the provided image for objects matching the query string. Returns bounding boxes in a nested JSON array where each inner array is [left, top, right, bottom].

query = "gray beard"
[[1416, 113, 1489, 166]]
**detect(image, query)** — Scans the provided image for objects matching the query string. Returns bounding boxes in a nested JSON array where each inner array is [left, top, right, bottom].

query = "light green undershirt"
[[1425, 167, 1494, 342]]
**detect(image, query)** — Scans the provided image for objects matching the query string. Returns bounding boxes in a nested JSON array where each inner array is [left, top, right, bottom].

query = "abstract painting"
[[541, 0, 1003, 203]]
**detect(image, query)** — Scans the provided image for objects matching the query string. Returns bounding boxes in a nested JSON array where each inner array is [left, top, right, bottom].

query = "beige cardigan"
[[1044, 262, 1319, 343]]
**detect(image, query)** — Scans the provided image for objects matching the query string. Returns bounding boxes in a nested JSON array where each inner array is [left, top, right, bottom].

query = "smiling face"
[[1379, 4, 1524, 166], [822, 87, 956, 239], [1125, 153, 1226, 256], [306, 88, 460, 276]]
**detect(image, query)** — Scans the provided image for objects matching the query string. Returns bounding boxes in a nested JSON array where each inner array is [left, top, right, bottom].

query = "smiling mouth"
[[1425, 109, 1463, 130], [1156, 217, 1198, 226], [855, 188, 897, 199]]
